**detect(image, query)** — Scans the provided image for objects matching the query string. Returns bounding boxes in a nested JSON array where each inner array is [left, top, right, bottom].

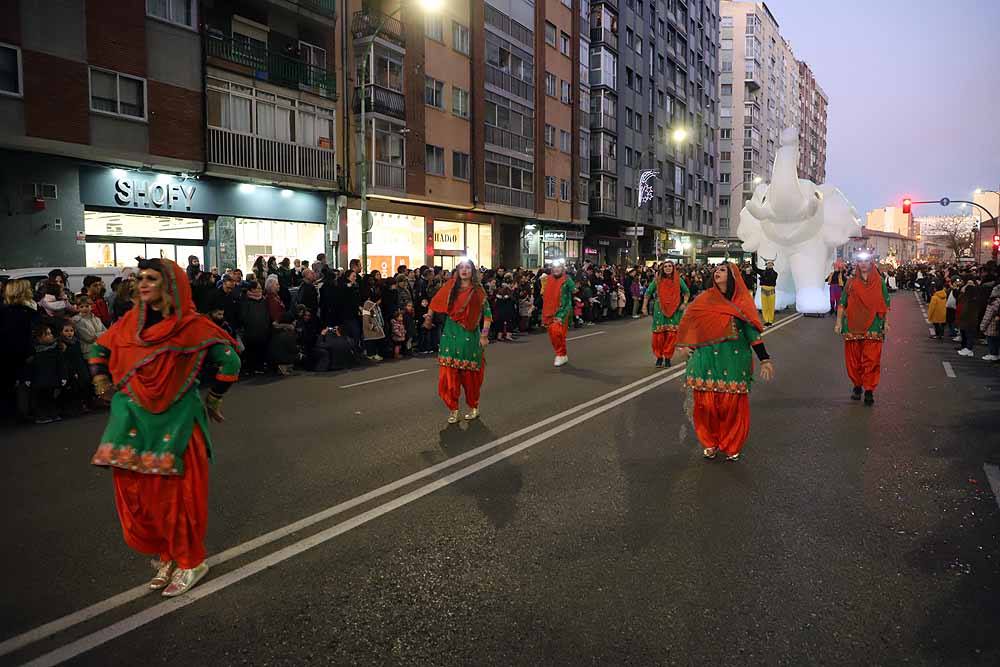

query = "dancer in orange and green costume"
[[542, 259, 575, 367], [426, 259, 492, 424], [676, 262, 774, 461], [835, 253, 889, 406], [642, 260, 690, 367], [89, 258, 241, 597]]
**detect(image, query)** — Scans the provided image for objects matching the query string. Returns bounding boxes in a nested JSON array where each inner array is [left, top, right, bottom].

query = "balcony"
[[590, 112, 617, 132], [353, 84, 406, 120], [590, 26, 618, 51], [592, 153, 617, 174], [486, 185, 534, 212], [485, 65, 533, 102], [205, 34, 337, 100], [351, 10, 405, 48], [745, 68, 762, 91], [208, 127, 335, 181], [589, 197, 617, 217], [484, 125, 534, 156], [372, 161, 405, 191], [285, 0, 336, 19]]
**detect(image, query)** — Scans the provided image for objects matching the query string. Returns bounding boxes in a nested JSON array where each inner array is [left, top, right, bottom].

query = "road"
[[1, 292, 998, 665]]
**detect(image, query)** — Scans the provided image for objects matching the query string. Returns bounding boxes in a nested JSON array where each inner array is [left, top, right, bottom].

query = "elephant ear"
[[737, 205, 764, 251], [818, 185, 863, 246]]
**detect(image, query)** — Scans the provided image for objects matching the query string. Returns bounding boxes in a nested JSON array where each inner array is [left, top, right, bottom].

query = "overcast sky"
[[760, 0, 1000, 218]]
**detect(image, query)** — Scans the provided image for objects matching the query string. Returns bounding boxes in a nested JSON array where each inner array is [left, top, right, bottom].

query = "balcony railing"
[[292, 0, 336, 19], [592, 154, 617, 173], [590, 27, 618, 51], [205, 34, 337, 100], [589, 197, 617, 217], [351, 10, 405, 48], [208, 127, 335, 181], [486, 185, 534, 211], [484, 125, 534, 156], [353, 84, 406, 120], [485, 65, 533, 102], [590, 112, 617, 131], [373, 161, 405, 191]]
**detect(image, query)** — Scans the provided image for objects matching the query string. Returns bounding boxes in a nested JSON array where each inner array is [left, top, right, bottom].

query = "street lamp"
[[358, 0, 442, 273]]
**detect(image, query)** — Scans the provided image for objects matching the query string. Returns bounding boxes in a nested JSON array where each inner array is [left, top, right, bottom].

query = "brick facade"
[[148, 81, 203, 162], [403, 5, 426, 197], [23, 50, 90, 145], [86, 0, 146, 78]]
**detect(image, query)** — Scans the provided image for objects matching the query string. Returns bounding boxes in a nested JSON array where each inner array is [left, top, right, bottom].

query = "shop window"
[[348, 210, 424, 274], [235, 218, 324, 275]]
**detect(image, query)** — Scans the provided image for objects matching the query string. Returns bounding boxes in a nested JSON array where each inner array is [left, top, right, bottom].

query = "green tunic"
[[438, 301, 492, 371], [645, 279, 690, 332], [684, 319, 762, 394], [838, 277, 891, 341], [90, 342, 241, 475], [547, 276, 575, 325]]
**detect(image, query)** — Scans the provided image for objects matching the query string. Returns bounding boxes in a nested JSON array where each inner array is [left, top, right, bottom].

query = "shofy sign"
[[114, 179, 196, 211]]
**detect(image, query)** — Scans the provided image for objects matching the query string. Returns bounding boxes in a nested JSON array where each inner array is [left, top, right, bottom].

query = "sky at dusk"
[[759, 0, 1000, 219]]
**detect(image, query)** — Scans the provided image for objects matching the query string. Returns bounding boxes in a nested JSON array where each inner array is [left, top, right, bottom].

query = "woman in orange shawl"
[[641, 261, 690, 367], [676, 263, 775, 460], [89, 258, 241, 597], [541, 260, 575, 367], [834, 254, 890, 405], [425, 259, 492, 423]]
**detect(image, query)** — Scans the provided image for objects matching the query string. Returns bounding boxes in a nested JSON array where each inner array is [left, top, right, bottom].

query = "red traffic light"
[[902, 198, 912, 214], [993, 234, 1000, 245]]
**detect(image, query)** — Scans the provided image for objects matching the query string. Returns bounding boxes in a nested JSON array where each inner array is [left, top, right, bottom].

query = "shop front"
[[703, 239, 750, 265], [521, 226, 584, 268], [79, 166, 332, 274], [431, 219, 493, 270]]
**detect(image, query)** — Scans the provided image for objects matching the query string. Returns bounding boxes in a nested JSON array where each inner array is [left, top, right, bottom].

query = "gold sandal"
[[703, 447, 717, 459]]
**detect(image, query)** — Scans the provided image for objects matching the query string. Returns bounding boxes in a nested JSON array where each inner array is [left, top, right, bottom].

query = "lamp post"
[[358, 0, 441, 273]]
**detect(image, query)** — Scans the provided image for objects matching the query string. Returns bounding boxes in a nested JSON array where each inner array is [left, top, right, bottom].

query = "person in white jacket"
[[72, 296, 107, 346]]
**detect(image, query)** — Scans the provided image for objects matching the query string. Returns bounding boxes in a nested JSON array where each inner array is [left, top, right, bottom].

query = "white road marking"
[[942, 361, 956, 378], [567, 331, 607, 341], [339, 368, 427, 388], [983, 464, 1000, 510], [10, 314, 803, 664]]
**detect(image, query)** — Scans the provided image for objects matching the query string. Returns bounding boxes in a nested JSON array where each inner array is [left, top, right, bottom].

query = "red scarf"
[[677, 264, 763, 348], [845, 269, 887, 334], [542, 274, 567, 321], [429, 277, 486, 331], [96, 258, 238, 413], [656, 273, 682, 318]]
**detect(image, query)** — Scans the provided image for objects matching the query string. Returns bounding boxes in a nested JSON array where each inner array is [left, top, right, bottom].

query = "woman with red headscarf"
[[835, 254, 890, 406], [426, 259, 492, 424], [642, 261, 690, 367], [89, 258, 241, 597], [677, 262, 775, 461]]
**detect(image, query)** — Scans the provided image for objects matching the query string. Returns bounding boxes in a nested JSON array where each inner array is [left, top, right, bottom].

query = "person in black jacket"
[[57, 319, 93, 414], [23, 323, 67, 424], [239, 281, 271, 374], [319, 270, 341, 329], [336, 270, 363, 346], [298, 269, 320, 317]]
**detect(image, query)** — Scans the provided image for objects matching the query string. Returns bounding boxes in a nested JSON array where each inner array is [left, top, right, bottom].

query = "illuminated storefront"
[[347, 210, 425, 275], [521, 227, 582, 268], [432, 220, 493, 269]]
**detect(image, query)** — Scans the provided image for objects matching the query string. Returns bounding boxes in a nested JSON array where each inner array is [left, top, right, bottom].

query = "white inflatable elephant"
[[738, 128, 862, 314]]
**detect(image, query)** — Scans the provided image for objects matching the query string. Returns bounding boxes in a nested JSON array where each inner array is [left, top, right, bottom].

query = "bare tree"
[[915, 216, 978, 260]]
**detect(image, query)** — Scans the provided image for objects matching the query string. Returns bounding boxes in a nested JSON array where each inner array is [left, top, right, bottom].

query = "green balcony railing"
[[296, 0, 336, 19], [205, 34, 337, 100]]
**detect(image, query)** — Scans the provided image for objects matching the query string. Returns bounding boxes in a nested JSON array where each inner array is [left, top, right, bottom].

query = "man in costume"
[[426, 258, 492, 424], [89, 258, 241, 597], [677, 263, 774, 461], [541, 259, 575, 367], [755, 259, 779, 326], [642, 260, 690, 367], [835, 253, 889, 406]]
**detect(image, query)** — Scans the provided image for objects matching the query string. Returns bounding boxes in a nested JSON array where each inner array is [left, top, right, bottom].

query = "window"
[[721, 84, 733, 96], [545, 176, 556, 199], [146, 0, 196, 28], [426, 144, 445, 176], [625, 187, 634, 207], [425, 77, 444, 109], [559, 130, 571, 153], [635, 37, 642, 56], [545, 72, 556, 97], [560, 32, 571, 56], [720, 151, 732, 161], [560, 179, 570, 201], [453, 151, 470, 181], [425, 14, 444, 41], [545, 22, 557, 47], [720, 172, 731, 184], [0, 43, 22, 97], [721, 128, 732, 139], [560, 80, 571, 104], [624, 147, 633, 166], [452, 22, 471, 55], [545, 124, 556, 147], [89, 67, 146, 120], [452, 86, 470, 118]]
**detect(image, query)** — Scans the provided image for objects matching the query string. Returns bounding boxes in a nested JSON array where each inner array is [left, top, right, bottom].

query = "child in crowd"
[[572, 289, 585, 329], [72, 295, 107, 346], [22, 323, 66, 424], [390, 310, 407, 359], [403, 302, 417, 356], [59, 319, 93, 414], [39, 282, 73, 319], [518, 291, 534, 332], [416, 298, 437, 355]]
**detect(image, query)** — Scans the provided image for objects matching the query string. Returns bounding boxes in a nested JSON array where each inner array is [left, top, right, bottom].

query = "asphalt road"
[[1, 294, 997, 666]]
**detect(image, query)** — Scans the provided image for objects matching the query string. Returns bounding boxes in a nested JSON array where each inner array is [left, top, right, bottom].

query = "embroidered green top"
[[89, 342, 241, 475], [838, 278, 891, 340], [684, 318, 763, 394], [438, 301, 492, 371], [552, 276, 575, 324], [644, 279, 690, 332]]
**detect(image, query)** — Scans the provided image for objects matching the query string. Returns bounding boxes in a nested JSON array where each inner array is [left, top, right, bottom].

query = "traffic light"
[[902, 198, 912, 214]]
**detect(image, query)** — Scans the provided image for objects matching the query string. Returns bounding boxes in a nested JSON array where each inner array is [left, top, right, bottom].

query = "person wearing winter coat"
[[72, 296, 108, 346], [956, 278, 982, 357], [239, 282, 271, 374], [362, 296, 386, 361], [38, 282, 73, 319], [268, 312, 298, 375], [980, 284, 1000, 362], [492, 284, 518, 341], [926, 283, 948, 339], [22, 323, 67, 424], [1, 279, 41, 415]]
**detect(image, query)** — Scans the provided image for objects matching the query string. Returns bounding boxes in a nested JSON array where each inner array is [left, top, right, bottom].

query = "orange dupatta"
[[429, 277, 487, 331], [677, 263, 763, 348], [656, 273, 682, 318], [542, 274, 567, 322], [845, 268, 887, 334]]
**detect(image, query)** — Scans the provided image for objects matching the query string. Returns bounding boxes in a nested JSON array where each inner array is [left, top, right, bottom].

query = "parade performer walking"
[[426, 258, 492, 424], [541, 259, 575, 367], [826, 259, 848, 316], [677, 263, 774, 461], [642, 260, 690, 367], [89, 258, 241, 597], [755, 259, 779, 326], [835, 253, 889, 406]]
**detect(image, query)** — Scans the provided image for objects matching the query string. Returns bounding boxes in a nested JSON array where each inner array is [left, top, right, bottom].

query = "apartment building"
[[0, 0, 340, 272], [797, 59, 827, 184], [587, 0, 721, 265], [717, 0, 802, 239]]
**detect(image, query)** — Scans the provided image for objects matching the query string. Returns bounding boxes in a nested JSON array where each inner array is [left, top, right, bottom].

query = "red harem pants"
[[438, 364, 485, 410], [547, 321, 568, 356], [112, 427, 209, 569], [692, 391, 751, 456], [652, 330, 678, 360], [844, 339, 882, 391]]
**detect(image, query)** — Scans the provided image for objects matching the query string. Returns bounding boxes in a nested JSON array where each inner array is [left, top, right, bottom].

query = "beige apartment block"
[[798, 60, 828, 184], [866, 206, 913, 238]]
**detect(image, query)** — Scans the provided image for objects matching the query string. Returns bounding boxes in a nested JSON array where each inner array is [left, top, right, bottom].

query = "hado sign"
[[114, 177, 197, 211]]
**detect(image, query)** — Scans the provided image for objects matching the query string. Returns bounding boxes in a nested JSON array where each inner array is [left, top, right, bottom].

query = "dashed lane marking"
[[567, 331, 607, 341], [942, 361, 957, 378], [339, 368, 428, 388]]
